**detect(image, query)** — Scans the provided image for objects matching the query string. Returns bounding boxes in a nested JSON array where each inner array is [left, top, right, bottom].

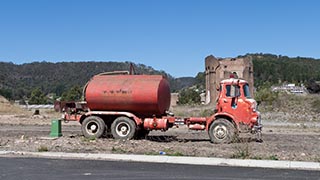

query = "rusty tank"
[[84, 73, 171, 117]]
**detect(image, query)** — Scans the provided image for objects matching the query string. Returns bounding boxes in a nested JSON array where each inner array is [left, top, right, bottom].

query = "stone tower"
[[205, 55, 254, 104]]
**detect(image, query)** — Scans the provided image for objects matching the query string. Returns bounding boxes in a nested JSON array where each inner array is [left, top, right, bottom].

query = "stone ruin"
[[205, 55, 254, 104]]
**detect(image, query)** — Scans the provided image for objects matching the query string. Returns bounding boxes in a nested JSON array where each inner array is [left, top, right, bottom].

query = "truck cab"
[[216, 79, 260, 131], [186, 78, 262, 144], [208, 78, 262, 143]]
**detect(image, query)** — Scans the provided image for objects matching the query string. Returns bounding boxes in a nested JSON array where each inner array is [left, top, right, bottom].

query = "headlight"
[[251, 104, 256, 112]]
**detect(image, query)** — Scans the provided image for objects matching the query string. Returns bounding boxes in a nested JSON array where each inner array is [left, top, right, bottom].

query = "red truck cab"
[[211, 78, 262, 143], [185, 78, 262, 143]]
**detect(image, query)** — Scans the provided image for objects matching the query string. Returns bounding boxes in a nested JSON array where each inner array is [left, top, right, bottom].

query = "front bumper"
[[253, 113, 263, 132]]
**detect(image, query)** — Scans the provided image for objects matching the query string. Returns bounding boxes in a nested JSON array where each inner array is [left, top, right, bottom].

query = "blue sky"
[[0, 0, 319, 77]]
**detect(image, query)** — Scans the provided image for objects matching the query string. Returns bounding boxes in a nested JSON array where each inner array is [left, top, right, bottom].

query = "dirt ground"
[[0, 109, 320, 162]]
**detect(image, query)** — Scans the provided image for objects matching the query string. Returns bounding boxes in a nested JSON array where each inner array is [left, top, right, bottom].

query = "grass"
[[161, 148, 185, 156], [268, 155, 279, 160], [167, 152, 184, 156], [231, 143, 250, 159], [145, 148, 185, 156], [38, 145, 49, 152], [145, 152, 159, 156], [251, 156, 263, 160], [81, 136, 97, 142], [111, 147, 128, 154]]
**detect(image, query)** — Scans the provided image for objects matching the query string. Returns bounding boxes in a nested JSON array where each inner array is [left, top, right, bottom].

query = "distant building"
[[272, 84, 308, 94], [205, 55, 254, 104]]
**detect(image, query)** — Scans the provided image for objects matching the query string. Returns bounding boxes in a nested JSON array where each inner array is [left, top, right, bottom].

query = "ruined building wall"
[[205, 55, 254, 104]]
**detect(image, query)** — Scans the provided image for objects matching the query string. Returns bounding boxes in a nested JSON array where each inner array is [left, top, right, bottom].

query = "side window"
[[226, 85, 231, 97], [243, 84, 251, 98]]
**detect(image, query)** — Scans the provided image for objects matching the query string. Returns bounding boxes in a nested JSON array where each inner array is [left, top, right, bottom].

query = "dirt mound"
[[0, 95, 10, 104], [0, 96, 26, 115]]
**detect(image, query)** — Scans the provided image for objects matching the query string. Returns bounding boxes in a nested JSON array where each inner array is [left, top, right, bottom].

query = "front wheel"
[[111, 116, 136, 140], [208, 118, 237, 144]]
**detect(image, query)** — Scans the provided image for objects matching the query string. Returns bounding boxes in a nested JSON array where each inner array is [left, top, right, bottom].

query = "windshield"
[[243, 84, 251, 98], [226, 85, 240, 97]]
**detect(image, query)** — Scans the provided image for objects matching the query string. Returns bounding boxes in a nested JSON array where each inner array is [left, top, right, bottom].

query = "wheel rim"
[[213, 124, 228, 140], [116, 122, 131, 137], [86, 121, 99, 135]]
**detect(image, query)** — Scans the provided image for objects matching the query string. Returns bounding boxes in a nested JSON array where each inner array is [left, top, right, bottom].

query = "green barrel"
[[50, 119, 62, 137]]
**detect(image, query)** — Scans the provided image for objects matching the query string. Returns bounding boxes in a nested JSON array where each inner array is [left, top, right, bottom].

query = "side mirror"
[[230, 85, 240, 97]]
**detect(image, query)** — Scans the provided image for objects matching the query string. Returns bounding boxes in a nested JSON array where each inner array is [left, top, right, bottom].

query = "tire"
[[111, 116, 136, 140], [81, 116, 106, 139], [208, 118, 237, 144]]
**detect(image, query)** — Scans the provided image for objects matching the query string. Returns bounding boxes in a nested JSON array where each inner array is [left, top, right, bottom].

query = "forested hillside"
[[1, 53, 320, 101], [249, 53, 320, 87], [0, 61, 194, 100]]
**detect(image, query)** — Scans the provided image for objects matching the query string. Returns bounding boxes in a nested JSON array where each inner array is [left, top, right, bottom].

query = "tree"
[[0, 89, 12, 100], [195, 72, 205, 87], [178, 88, 201, 105], [61, 85, 82, 101], [29, 88, 48, 104]]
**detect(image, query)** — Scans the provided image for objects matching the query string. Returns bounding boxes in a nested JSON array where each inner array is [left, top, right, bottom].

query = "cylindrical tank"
[[84, 74, 171, 117]]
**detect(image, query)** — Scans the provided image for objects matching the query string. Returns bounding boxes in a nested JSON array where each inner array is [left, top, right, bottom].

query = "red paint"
[[143, 118, 169, 130], [85, 74, 171, 117], [187, 117, 207, 123]]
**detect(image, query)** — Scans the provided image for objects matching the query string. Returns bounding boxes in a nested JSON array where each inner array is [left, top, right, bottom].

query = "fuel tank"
[[84, 74, 171, 117]]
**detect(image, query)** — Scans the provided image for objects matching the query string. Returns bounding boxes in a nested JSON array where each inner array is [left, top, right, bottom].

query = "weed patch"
[[38, 145, 49, 152]]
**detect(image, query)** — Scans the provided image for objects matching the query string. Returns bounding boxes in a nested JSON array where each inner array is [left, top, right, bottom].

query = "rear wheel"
[[81, 116, 106, 139], [111, 116, 136, 140], [209, 118, 237, 144]]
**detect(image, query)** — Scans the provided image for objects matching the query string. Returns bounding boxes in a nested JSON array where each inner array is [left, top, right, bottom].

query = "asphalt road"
[[0, 157, 319, 180]]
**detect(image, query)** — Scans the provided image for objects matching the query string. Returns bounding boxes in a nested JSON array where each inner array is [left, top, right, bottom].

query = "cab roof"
[[220, 78, 248, 85]]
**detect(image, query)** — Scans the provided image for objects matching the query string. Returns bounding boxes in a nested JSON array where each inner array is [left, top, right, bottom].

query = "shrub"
[[231, 143, 250, 159], [38, 145, 49, 152], [255, 87, 278, 105], [178, 88, 201, 105], [29, 88, 48, 104]]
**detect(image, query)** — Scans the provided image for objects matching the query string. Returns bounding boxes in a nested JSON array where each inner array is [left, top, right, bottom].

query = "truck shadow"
[[146, 135, 210, 143], [146, 135, 260, 143]]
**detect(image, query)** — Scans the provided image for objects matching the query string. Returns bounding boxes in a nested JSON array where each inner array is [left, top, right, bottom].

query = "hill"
[[1, 53, 320, 101], [248, 53, 320, 88], [0, 61, 195, 100]]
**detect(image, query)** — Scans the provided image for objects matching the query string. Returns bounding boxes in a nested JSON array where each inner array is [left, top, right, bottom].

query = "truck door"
[[223, 84, 251, 123]]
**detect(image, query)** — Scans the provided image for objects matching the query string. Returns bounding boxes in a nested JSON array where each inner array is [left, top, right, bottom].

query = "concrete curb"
[[1, 151, 319, 171]]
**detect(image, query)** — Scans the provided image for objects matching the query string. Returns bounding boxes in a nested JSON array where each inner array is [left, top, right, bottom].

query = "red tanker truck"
[[60, 71, 262, 143]]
